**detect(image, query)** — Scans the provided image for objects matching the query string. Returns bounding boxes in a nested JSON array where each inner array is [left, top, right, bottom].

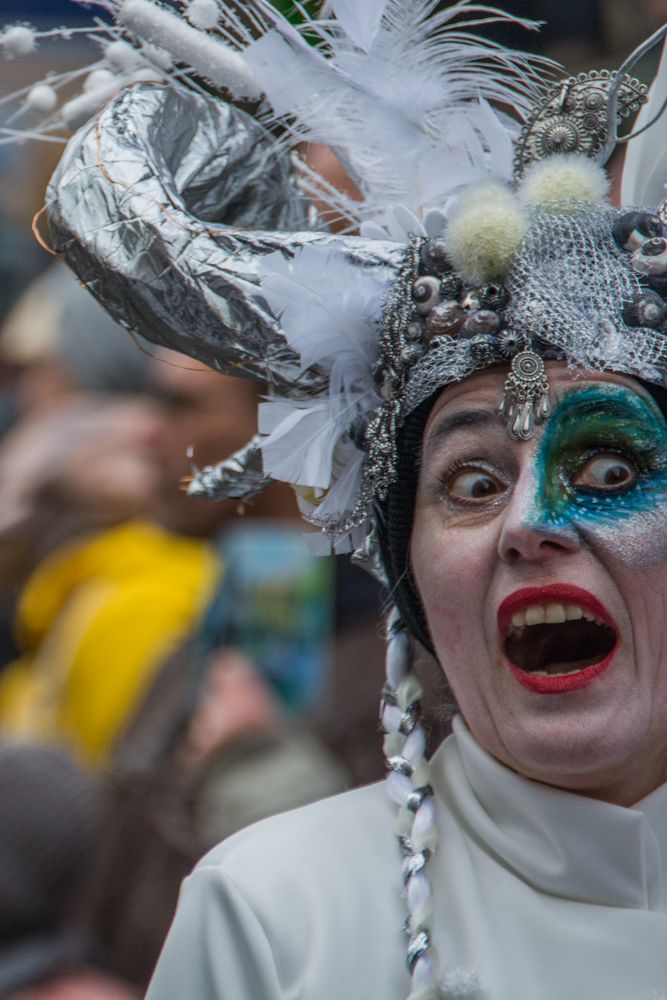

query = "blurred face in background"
[[147, 350, 261, 537], [59, 399, 164, 515], [0, 397, 165, 580]]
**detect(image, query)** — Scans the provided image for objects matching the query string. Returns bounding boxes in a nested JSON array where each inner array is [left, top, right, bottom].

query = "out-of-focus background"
[[0, 2, 665, 999]]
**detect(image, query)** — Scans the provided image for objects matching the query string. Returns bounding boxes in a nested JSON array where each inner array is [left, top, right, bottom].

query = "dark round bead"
[[622, 289, 667, 328], [412, 276, 441, 314], [405, 321, 423, 341], [631, 242, 667, 283], [424, 300, 465, 339], [438, 272, 463, 299], [479, 283, 509, 311], [462, 309, 500, 338], [613, 211, 664, 252], [642, 237, 667, 257], [420, 237, 452, 273], [467, 334, 495, 364], [495, 327, 523, 359]]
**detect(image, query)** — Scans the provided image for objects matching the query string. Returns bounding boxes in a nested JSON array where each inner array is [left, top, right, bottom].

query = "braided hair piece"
[[382, 606, 440, 1000]]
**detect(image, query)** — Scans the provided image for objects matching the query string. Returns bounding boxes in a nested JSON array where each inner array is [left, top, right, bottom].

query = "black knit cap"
[[378, 380, 667, 657], [377, 393, 437, 655]]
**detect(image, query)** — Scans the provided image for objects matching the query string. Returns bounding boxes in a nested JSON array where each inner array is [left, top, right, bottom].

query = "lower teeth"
[[529, 668, 585, 677], [524, 657, 604, 676]]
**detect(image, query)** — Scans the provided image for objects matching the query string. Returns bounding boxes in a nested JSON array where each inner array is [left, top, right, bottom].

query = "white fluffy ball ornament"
[[104, 39, 143, 70], [26, 83, 58, 113], [519, 153, 610, 209], [0, 25, 37, 58], [445, 183, 528, 285], [184, 0, 219, 30]]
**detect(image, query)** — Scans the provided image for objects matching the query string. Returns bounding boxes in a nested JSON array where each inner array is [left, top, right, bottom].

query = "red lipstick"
[[497, 584, 619, 695]]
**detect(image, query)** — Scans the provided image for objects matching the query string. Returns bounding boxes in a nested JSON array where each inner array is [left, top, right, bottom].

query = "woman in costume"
[[4, 1, 667, 996]]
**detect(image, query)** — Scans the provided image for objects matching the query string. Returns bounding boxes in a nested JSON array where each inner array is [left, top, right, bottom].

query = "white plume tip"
[[445, 182, 528, 285], [185, 0, 220, 31], [1, 24, 37, 58], [26, 83, 58, 113]]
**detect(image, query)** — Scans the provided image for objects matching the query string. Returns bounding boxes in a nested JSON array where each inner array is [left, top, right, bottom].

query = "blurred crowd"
[[1, 0, 666, 997], [0, 256, 399, 999]]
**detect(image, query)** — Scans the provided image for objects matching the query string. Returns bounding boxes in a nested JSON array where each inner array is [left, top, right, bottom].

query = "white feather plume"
[[258, 400, 335, 488], [257, 245, 386, 509], [245, 0, 555, 231], [321, 0, 389, 54]]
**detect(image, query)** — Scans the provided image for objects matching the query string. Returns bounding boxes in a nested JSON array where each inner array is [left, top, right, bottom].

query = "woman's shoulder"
[[199, 779, 395, 882], [186, 780, 401, 932], [147, 783, 406, 1000]]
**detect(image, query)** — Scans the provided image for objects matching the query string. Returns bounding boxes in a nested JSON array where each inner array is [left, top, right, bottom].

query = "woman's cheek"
[[574, 500, 667, 568]]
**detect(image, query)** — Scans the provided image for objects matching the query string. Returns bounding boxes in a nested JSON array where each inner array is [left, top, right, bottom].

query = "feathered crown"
[[3, 1, 667, 570]]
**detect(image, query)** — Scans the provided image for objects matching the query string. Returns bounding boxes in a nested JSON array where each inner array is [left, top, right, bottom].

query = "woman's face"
[[411, 365, 667, 805]]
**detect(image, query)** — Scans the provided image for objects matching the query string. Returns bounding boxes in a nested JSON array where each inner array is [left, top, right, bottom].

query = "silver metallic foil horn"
[[47, 82, 402, 395], [46, 82, 404, 506]]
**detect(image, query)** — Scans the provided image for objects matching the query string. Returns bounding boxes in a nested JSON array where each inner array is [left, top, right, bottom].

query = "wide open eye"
[[448, 467, 506, 503], [572, 453, 637, 492]]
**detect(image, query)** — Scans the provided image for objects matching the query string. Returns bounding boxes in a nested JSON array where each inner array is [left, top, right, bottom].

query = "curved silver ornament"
[[514, 69, 647, 178]]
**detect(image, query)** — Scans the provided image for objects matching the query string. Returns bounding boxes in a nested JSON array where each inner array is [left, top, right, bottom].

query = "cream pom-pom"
[[444, 183, 528, 285], [519, 154, 610, 210]]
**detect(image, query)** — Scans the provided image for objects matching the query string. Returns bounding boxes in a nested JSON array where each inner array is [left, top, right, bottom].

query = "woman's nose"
[[497, 474, 580, 565]]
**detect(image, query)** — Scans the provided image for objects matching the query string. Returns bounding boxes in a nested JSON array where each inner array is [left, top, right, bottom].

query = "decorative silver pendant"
[[497, 349, 551, 441]]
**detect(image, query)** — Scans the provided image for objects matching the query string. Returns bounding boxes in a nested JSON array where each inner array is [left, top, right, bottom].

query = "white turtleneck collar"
[[431, 716, 667, 911]]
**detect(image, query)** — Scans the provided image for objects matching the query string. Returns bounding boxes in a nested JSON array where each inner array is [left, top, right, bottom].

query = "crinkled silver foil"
[[46, 82, 402, 396], [186, 434, 271, 501]]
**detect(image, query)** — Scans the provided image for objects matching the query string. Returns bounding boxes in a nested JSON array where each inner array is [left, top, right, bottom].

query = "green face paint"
[[532, 384, 667, 534]]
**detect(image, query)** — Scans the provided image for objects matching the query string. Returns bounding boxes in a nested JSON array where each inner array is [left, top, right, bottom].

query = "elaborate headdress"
[[3, 3, 667, 995]]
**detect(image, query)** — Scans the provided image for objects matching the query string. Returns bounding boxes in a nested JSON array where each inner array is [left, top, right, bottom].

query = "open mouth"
[[505, 606, 617, 676], [498, 587, 619, 692]]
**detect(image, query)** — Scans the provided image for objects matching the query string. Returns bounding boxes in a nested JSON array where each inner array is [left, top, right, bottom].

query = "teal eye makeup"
[[532, 384, 667, 530]]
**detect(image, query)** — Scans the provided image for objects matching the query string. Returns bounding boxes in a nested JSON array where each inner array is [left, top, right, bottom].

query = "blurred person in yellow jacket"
[[0, 398, 220, 768], [0, 260, 277, 767]]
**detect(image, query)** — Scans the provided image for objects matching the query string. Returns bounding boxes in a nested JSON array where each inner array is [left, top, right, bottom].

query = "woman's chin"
[[476, 703, 653, 802]]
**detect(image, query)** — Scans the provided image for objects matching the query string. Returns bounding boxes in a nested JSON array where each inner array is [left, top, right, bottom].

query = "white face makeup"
[[411, 364, 667, 806]]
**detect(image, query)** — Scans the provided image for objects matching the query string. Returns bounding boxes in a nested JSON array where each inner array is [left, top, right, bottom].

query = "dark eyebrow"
[[423, 409, 499, 461]]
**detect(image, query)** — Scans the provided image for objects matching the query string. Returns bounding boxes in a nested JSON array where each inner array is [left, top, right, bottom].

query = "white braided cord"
[[382, 607, 440, 1000]]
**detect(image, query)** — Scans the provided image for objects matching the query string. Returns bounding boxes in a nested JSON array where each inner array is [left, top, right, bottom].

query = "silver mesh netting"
[[403, 203, 667, 416]]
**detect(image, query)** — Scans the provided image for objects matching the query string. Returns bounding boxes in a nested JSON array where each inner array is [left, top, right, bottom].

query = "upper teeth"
[[510, 603, 602, 629]]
